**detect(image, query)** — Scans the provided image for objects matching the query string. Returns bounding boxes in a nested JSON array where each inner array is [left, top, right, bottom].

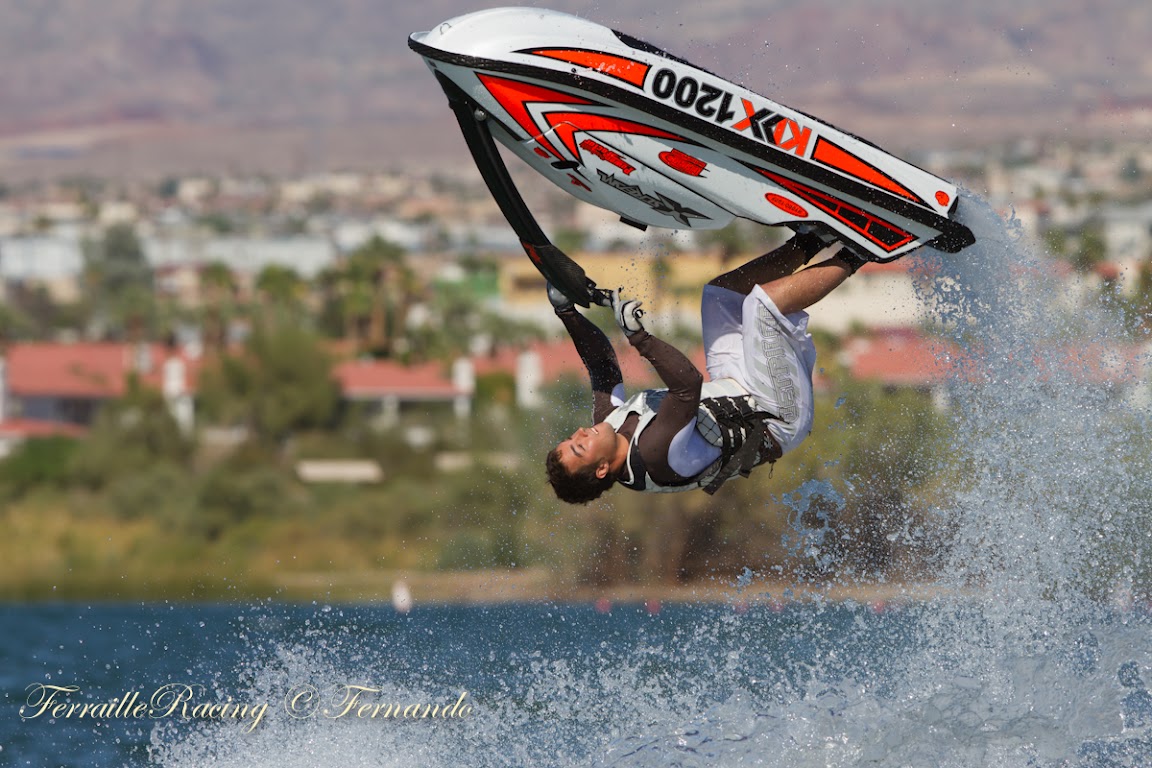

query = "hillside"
[[1, 0, 1149, 179]]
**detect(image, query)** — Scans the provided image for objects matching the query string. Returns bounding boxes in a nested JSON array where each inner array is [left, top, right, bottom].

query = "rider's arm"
[[631, 331, 700, 444], [610, 292, 715, 483], [628, 330, 717, 483], [556, 307, 625, 423], [629, 330, 703, 415]]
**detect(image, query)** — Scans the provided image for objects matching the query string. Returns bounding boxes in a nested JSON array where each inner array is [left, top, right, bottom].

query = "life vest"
[[603, 380, 783, 495]]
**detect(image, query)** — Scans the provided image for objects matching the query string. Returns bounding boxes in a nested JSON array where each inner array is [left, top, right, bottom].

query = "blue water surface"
[[1, 599, 918, 767], [4, 599, 1151, 767]]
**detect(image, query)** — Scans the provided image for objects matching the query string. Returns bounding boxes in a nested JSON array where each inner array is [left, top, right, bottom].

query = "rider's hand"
[[834, 246, 870, 275], [791, 224, 838, 262], [610, 288, 645, 336]]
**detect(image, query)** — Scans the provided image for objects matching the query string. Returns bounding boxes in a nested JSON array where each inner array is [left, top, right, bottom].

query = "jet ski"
[[409, 7, 975, 306]]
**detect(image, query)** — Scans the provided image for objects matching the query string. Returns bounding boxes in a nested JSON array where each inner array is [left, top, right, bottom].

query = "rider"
[[545, 231, 866, 504]]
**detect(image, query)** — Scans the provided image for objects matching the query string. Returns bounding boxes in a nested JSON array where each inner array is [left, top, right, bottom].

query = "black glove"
[[546, 282, 575, 314], [834, 246, 870, 275], [610, 288, 644, 336], [791, 225, 838, 263]]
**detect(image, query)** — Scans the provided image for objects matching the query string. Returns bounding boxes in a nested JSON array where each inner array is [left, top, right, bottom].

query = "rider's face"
[[556, 423, 617, 477]]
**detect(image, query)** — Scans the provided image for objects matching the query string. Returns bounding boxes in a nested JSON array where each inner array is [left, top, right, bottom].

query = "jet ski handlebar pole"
[[435, 72, 604, 308]]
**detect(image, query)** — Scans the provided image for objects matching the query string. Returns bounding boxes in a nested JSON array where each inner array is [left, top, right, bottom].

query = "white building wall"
[[162, 357, 195, 434], [516, 349, 544, 410]]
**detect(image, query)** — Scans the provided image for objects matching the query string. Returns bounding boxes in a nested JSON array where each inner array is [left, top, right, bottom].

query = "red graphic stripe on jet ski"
[[755, 168, 915, 252], [543, 112, 684, 157], [476, 73, 595, 158]]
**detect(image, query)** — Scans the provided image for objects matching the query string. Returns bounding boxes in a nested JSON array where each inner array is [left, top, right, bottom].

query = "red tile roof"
[[1042, 341, 1148, 385], [471, 338, 705, 387], [333, 359, 462, 399], [4, 341, 471, 404], [843, 330, 1150, 388], [1095, 262, 1123, 281], [842, 331, 960, 386], [0, 419, 88, 438], [5, 343, 199, 398]]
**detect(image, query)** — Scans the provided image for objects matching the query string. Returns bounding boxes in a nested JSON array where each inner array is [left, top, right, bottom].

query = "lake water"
[[2, 598, 1151, 767]]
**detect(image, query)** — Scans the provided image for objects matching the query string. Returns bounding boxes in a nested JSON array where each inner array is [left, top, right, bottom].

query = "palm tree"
[[254, 264, 306, 310], [201, 261, 238, 303], [81, 223, 155, 339], [199, 260, 239, 356], [317, 236, 420, 358]]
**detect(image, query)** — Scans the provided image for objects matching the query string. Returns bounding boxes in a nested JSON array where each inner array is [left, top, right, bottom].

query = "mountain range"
[[1, 0, 1148, 180]]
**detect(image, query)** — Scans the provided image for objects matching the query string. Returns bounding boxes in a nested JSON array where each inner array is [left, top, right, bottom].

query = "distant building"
[[98, 201, 140, 226], [153, 262, 206, 307], [807, 260, 924, 334], [0, 342, 198, 432], [146, 235, 337, 280], [1101, 201, 1152, 289], [0, 235, 83, 280], [0, 418, 86, 459], [471, 337, 693, 403], [841, 329, 1152, 411], [840, 330, 960, 410], [332, 357, 474, 427], [497, 250, 729, 329], [0, 232, 348, 306], [0, 340, 482, 453]]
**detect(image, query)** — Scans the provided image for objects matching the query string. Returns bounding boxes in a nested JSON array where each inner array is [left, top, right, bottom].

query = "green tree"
[[198, 260, 240, 355], [1042, 227, 1068, 258], [1120, 156, 1143, 184], [0, 302, 25, 341], [696, 220, 752, 260], [0, 436, 80, 501], [317, 236, 419, 357], [82, 223, 156, 337], [254, 264, 306, 310], [1072, 223, 1108, 273], [194, 465, 296, 541], [553, 227, 587, 254], [69, 376, 193, 490], [201, 260, 238, 301], [404, 278, 543, 363], [198, 318, 340, 446], [197, 212, 237, 235], [1131, 261, 1152, 331], [156, 176, 180, 200]]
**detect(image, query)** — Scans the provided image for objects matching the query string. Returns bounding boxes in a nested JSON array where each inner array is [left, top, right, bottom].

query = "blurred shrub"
[[194, 466, 296, 541], [437, 530, 496, 570], [474, 371, 515, 407], [69, 378, 192, 489], [197, 318, 340, 446], [0, 436, 81, 500], [104, 462, 196, 522]]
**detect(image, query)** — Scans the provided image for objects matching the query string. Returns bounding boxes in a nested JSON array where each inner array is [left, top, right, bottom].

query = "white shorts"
[[700, 284, 817, 455]]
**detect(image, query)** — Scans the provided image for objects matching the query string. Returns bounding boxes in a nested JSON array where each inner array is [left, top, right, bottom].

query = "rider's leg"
[[706, 232, 829, 295]]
